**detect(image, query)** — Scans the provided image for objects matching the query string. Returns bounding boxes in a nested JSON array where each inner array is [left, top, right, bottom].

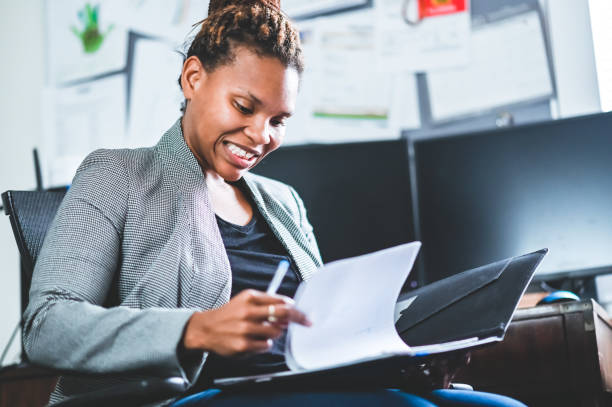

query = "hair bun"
[[208, 0, 281, 15]]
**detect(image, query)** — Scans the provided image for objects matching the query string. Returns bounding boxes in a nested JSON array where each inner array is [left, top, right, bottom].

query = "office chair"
[[1, 190, 188, 407]]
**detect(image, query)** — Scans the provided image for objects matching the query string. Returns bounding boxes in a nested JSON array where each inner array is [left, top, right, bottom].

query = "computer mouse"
[[537, 290, 580, 305]]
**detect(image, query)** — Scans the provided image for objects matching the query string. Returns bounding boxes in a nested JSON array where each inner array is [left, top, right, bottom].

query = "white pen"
[[266, 259, 290, 295]]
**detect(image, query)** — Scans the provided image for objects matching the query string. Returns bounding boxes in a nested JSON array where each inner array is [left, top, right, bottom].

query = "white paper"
[[394, 295, 417, 323], [286, 242, 421, 371], [312, 26, 388, 120], [41, 75, 127, 187], [127, 38, 184, 148], [427, 11, 553, 121], [376, 0, 471, 73], [46, 0, 129, 84], [286, 15, 420, 145], [589, 0, 612, 112]]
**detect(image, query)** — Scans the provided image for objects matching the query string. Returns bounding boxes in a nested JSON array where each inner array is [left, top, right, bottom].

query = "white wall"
[[0, 1, 45, 364], [545, 0, 601, 117]]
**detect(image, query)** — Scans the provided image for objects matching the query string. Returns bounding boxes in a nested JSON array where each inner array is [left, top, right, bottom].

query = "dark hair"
[[178, 0, 303, 112]]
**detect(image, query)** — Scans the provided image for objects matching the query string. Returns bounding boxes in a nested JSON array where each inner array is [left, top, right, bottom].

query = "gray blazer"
[[23, 119, 323, 404]]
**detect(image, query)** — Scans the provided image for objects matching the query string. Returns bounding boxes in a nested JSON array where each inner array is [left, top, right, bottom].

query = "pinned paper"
[[376, 0, 470, 73], [419, 0, 467, 19]]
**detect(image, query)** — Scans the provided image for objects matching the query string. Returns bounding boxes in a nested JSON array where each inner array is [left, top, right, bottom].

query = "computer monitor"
[[413, 112, 612, 284], [252, 139, 417, 285]]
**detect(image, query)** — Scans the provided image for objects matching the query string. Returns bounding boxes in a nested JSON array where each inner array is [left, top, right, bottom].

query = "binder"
[[397, 249, 548, 347]]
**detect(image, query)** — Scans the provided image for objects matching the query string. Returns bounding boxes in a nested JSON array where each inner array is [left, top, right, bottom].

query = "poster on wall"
[[375, 0, 471, 73], [45, 0, 208, 86], [45, 1, 129, 84]]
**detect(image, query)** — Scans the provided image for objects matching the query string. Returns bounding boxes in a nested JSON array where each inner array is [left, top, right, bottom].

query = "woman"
[[24, 0, 525, 406]]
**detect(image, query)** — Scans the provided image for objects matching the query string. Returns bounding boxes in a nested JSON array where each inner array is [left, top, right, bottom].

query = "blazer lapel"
[[155, 119, 232, 309], [242, 177, 320, 282]]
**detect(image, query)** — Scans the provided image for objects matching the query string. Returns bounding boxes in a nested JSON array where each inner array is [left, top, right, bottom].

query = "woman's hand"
[[182, 289, 311, 356]]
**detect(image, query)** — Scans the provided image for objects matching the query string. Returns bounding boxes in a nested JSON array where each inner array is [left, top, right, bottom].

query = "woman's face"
[[181, 46, 299, 182]]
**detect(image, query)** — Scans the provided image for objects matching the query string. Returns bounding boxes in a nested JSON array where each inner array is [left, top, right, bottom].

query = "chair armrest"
[[51, 377, 189, 407], [0, 362, 59, 382], [1, 363, 188, 407]]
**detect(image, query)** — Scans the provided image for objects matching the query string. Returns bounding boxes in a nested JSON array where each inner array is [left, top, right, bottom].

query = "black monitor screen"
[[414, 112, 612, 283], [252, 140, 416, 276]]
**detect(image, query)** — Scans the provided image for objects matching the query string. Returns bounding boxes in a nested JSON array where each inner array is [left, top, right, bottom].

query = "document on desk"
[[285, 242, 421, 371]]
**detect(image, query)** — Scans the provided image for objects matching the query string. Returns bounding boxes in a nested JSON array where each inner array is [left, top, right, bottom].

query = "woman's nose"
[[245, 117, 271, 145]]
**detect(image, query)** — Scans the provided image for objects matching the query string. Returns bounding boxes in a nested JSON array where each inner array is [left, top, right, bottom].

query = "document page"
[[285, 242, 421, 371]]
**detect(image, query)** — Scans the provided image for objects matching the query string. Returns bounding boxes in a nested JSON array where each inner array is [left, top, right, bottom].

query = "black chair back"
[[2, 189, 67, 313], [0, 189, 189, 406]]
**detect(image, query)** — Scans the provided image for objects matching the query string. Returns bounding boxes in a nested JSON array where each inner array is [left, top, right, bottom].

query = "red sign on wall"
[[420, 0, 467, 19]]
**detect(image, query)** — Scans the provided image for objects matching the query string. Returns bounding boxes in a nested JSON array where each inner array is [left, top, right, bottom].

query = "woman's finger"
[[285, 307, 312, 326], [241, 321, 283, 339], [239, 338, 273, 354], [244, 290, 290, 306], [245, 303, 311, 326]]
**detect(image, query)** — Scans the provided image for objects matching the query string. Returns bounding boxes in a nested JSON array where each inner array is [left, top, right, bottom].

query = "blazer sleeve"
[[22, 150, 200, 381]]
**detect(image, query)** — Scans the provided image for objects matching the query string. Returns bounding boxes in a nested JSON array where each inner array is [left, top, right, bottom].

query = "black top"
[[201, 196, 301, 381], [219, 213, 300, 299]]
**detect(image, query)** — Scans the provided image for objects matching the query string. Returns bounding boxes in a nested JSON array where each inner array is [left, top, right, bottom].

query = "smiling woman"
[[22, 1, 528, 406]]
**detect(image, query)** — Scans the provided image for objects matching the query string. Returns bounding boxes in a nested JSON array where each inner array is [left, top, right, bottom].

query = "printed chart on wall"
[[287, 10, 421, 145], [425, 0, 554, 122]]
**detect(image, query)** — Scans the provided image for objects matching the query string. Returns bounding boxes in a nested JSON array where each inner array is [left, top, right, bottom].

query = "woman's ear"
[[181, 56, 206, 100]]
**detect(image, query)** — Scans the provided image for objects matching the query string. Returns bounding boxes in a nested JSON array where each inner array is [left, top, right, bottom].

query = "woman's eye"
[[234, 102, 253, 115], [271, 118, 286, 127]]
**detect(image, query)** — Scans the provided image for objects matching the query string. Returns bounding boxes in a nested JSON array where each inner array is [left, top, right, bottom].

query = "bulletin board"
[[406, 0, 556, 139], [41, 0, 557, 187], [286, 0, 556, 146]]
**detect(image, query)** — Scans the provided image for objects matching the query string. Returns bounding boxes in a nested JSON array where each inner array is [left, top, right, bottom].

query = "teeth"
[[228, 143, 254, 160]]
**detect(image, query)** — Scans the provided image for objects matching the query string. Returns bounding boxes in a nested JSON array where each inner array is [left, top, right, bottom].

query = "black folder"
[[214, 248, 547, 390], [396, 249, 548, 347]]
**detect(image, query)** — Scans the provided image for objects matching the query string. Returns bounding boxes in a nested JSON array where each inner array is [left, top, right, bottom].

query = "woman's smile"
[[222, 140, 260, 169]]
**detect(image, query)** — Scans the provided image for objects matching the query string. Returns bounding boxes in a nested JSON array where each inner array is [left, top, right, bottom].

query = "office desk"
[[455, 299, 612, 407]]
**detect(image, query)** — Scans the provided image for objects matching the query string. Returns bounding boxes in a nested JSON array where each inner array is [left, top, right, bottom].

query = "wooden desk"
[[455, 299, 612, 407]]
